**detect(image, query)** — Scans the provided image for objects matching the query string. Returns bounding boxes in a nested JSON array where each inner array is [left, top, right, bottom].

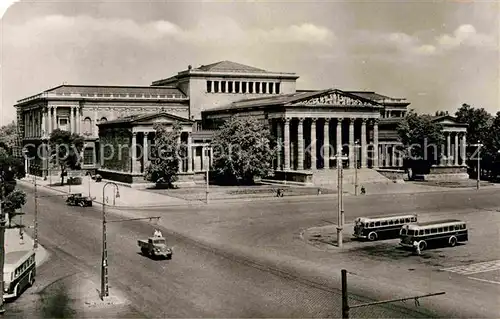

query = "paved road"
[[14, 184, 433, 318], [116, 187, 500, 318]]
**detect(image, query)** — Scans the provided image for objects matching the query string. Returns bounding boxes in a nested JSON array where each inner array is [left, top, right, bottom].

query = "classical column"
[[373, 119, 379, 168], [76, 107, 81, 135], [177, 134, 182, 173], [187, 133, 193, 173], [310, 118, 317, 169], [454, 133, 459, 166], [446, 132, 451, 166], [336, 118, 343, 157], [276, 120, 283, 170], [47, 107, 52, 135], [283, 118, 291, 170], [361, 118, 367, 168], [143, 132, 149, 171], [323, 118, 330, 169], [52, 106, 57, 131], [93, 109, 98, 137], [461, 133, 467, 166], [348, 118, 355, 169], [131, 132, 138, 173], [297, 118, 304, 170], [391, 145, 397, 167], [41, 108, 46, 138], [70, 107, 75, 133]]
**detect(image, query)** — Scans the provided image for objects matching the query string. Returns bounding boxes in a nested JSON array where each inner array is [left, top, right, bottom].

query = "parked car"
[[138, 236, 173, 259], [66, 193, 93, 207]]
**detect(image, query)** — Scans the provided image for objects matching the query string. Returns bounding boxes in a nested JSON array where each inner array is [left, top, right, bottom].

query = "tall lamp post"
[[471, 141, 483, 190], [33, 167, 39, 250], [333, 152, 348, 248], [354, 140, 359, 196], [101, 182, 120, 300]]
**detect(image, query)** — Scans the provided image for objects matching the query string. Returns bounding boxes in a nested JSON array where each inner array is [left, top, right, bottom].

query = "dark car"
[[66, 193, 93, 207]]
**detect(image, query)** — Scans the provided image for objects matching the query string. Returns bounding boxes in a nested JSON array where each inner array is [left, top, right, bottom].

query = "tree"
[[0, 148, 27, 227], [397, 110, 444, 174], [455, 103, 493, 145], [48, 129, 84, 185], [211, 116, 276, 185], [144, 122, 182, 188], [0, 121, 18, 154]]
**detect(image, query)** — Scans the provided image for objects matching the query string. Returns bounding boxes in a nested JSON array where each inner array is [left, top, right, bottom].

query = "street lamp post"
[[101, 182, 120, 300], [33, 173, 38, 249], [354, 140, 359, 196], [333, 152, 348, 248], [471, 141, 483, 190]]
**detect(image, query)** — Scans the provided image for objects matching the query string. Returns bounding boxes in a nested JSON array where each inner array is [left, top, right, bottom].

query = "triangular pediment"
[[288, 89, 379, 107], [133, 112, 192, 124], [432, 115, 467, 127]]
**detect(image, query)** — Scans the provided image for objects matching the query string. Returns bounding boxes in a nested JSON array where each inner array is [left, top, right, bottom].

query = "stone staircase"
[[312, 168, 392, 187]]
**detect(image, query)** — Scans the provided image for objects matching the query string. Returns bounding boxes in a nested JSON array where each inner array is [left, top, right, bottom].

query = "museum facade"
[[15, 61, 467, 185]]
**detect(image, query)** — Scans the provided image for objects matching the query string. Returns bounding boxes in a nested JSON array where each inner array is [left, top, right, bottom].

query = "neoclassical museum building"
[[15, 61, 468, 185]]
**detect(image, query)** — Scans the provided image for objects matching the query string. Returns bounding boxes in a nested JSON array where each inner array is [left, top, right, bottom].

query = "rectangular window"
[[269, 82, 274, 94], [443, 226, 449, 232], [262, 82, 267, 94], [375, 221, 380, 227], [221, 81, 226, 93], [249, 82, 254, 93], [275, 82, 281, 94], [381, 221, 388, 226], [425, 229, 430, 234], [389, 220, 394, 225], [242, 82, 247, 93], [235, 82, 240, 93], [255, 82, 260, 93], [228, 81, 233, 93], [214, 81, 219, 93], [83, 147, 94, 165], [431, 228, 437, 234], [438, 228, 443, 233]]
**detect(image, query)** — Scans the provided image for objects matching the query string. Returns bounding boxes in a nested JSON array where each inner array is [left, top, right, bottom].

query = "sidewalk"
[[20, 175, 189, 208], [5, 228, 49, 268]]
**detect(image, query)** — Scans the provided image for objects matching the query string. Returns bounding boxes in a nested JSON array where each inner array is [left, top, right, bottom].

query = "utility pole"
[[204, 147, 209, 204], [354, 140, 359, 196], [341, 269, 445, 318], [33, 174, 38, 249], [334, 152, 348, 248], [471, 141, 483, 190], [101, 182, 120, 300]]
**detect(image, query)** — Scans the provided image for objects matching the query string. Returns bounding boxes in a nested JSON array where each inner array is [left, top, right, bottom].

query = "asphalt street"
[[14, 183, 433, 318], [119, 186, 500, 318]]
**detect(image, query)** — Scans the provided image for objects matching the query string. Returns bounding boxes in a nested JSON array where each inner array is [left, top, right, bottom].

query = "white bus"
[[3, 250, 36, 299], [353, 214, 418, 241], [400, 219, 468, 251]]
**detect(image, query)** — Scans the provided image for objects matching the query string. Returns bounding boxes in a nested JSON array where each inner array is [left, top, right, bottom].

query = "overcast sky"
[[1, 0, 498, 126]]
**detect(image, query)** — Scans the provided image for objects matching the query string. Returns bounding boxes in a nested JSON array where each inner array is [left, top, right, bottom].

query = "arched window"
[[100, 117, 107, 122], [83, 117, 92, 135]]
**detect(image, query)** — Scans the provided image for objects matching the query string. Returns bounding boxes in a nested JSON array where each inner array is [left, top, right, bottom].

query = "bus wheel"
[[418, 241, 427, 251], [29, 272, 35, 286], [368, 232, 377, 241], [449, 236, 457, 247]]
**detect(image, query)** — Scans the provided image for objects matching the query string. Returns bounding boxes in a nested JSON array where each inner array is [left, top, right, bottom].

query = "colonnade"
[[441, 132, 467, 166], [23, 106, 82, 138], [274, 117, 379, 171]]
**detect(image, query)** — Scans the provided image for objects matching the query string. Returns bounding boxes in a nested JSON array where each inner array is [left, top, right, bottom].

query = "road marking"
[[440, 260, 500, 275], [468, 277, 500, 285]]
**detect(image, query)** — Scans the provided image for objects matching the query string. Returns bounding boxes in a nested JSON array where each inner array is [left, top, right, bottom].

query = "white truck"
[[137, 237, 173, 259]]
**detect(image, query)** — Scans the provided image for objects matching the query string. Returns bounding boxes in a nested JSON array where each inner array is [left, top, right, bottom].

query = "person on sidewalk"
[[413, 241, 421, 256]]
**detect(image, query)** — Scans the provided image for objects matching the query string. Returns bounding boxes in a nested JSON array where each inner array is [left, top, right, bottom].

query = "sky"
[[0, 0, 498, 126]]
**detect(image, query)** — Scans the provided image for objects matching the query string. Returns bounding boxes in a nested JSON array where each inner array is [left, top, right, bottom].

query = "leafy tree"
[[455, 103, 493, 145], [0, 148, 27, 227], [483, 111, 500, 169], [0, 121, 18, 154], [211, 116, 276, 185], [48, 129, 84, 185], [397, 110, 445, 173], [144, 122, 182, 188]]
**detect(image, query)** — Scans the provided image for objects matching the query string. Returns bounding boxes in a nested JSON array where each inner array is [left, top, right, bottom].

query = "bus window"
[[411, 217, 417, 222], [399, 218, 404, 223], [438, 228, 443, 233], [369, 222, 374, 228], [455, 225, 460, 230], [405, 218, 410, 223], [425, 229, 430, 234], [431, 228, 437, 234], [400, 228, 407, 235], [443, 226, 449, 232], [375, 221, 380, 226], [389, 220, 394, 225], [460, 224, 466, 229], [419, 230, 424, 236], [407, 229, 414, 236], [381, 221, 388, 226]]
